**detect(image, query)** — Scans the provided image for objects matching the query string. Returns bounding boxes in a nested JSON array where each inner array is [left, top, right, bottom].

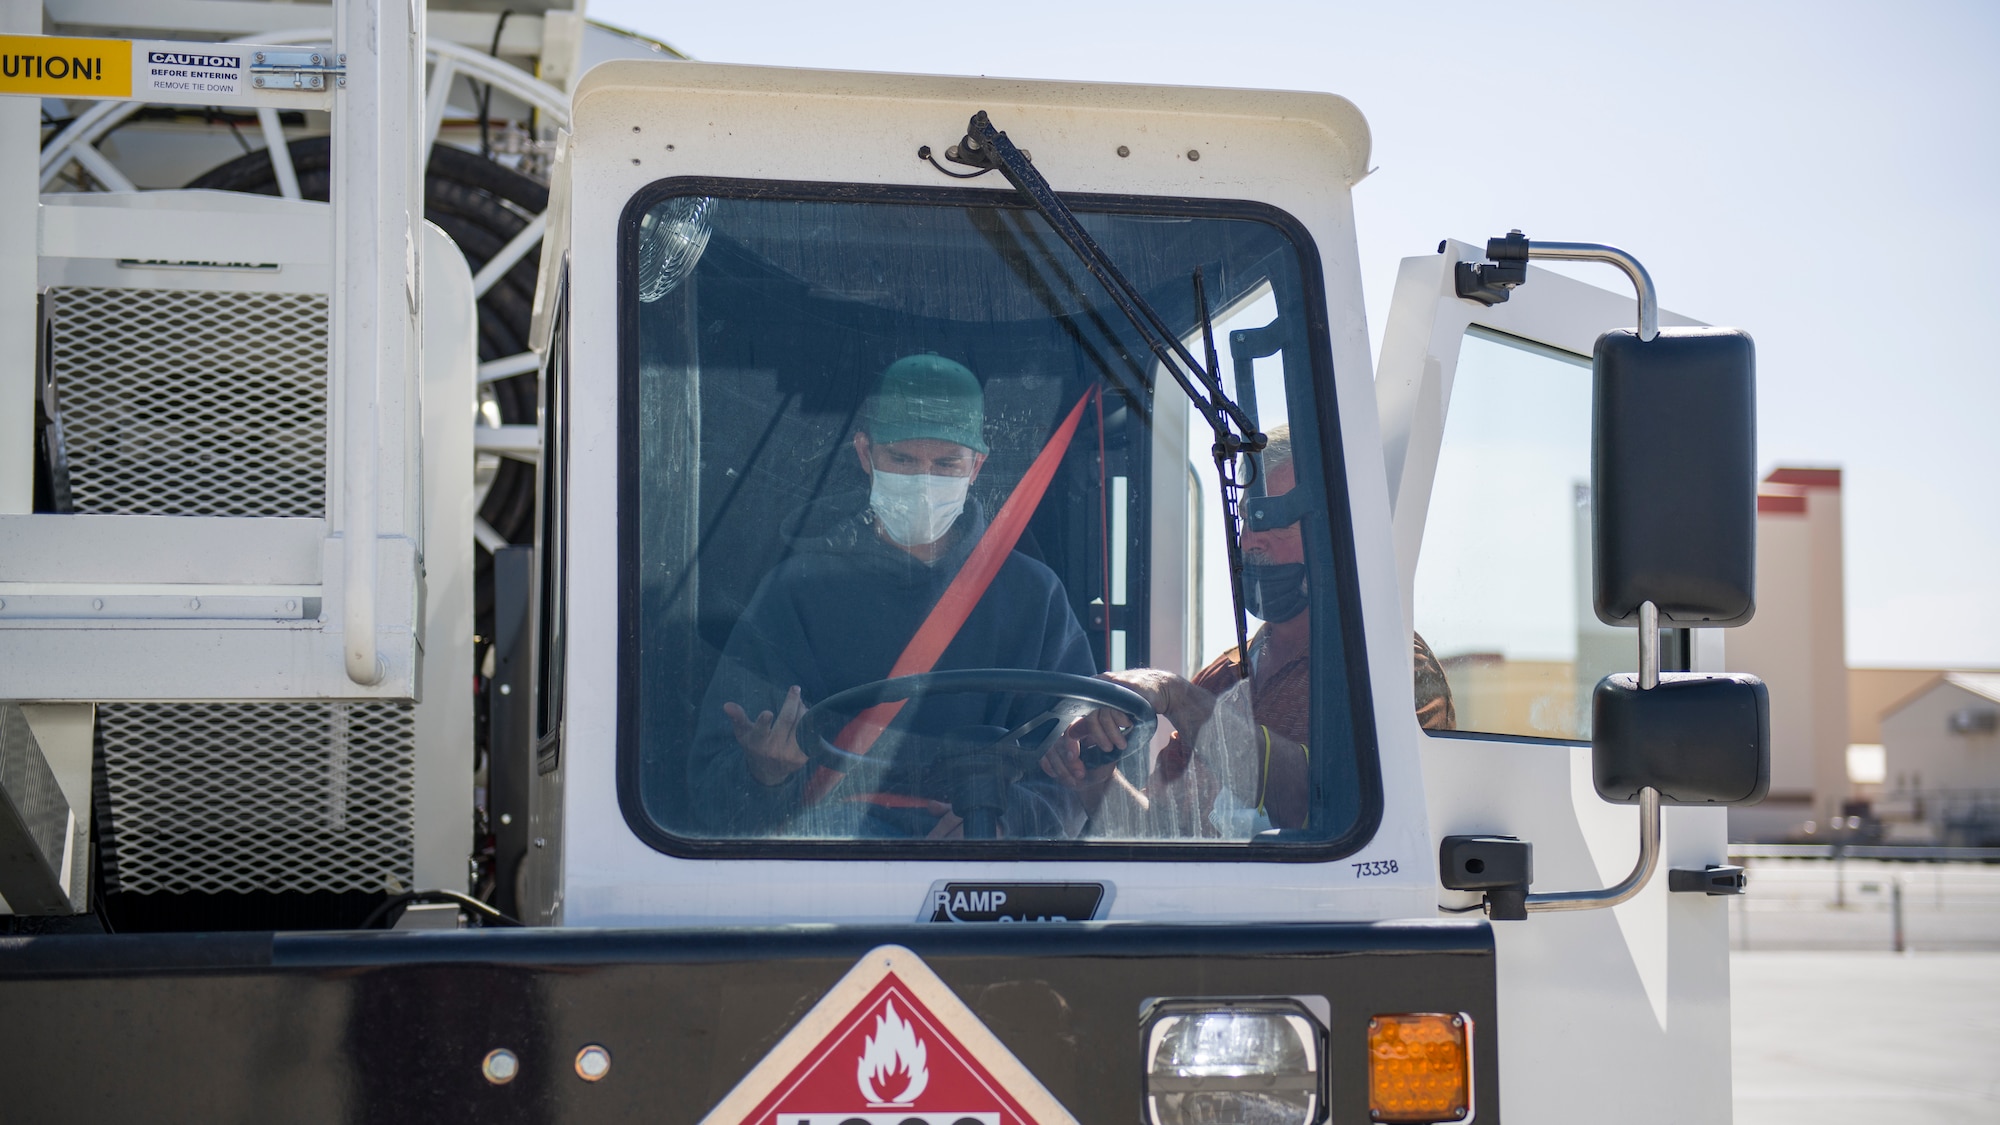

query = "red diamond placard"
[[699, 945, 1080, 1125]]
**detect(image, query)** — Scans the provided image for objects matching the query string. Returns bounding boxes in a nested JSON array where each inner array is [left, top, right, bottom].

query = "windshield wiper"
[[945, 111, 1270, 678]]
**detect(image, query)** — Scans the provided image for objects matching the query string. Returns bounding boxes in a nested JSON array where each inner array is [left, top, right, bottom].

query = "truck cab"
[[530, 63, 1416, 923]]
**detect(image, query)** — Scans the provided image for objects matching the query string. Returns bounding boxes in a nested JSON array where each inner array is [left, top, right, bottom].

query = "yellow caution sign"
[[0, 34, 133, 98]]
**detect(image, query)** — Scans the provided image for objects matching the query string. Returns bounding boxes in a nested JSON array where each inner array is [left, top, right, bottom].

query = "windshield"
[[620, 181, 1375, 854]]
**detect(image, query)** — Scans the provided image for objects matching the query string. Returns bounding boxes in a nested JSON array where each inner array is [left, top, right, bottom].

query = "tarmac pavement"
[[1732, 951, 2000, 1124]]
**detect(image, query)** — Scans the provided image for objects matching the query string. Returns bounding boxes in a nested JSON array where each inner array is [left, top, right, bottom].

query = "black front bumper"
[[0, 920, 1496, 1123]]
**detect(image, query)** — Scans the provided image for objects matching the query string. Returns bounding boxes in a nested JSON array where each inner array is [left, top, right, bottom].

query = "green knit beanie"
[[861, 354, 989, 454]]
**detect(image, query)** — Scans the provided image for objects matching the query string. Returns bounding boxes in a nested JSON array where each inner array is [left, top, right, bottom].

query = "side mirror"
[[1593, 672, 1769, 806], [1589, 322, 1766, 807], [1593, 326, 1758, 628]]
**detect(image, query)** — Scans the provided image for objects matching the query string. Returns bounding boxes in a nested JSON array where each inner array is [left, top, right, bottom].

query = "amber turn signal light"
[[1367, 1012, 1469, 1123]]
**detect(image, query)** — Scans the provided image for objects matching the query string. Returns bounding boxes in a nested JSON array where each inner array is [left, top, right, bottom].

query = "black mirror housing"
[[1593, 672, 1770, 806], [1592, 326, 1757, 628]]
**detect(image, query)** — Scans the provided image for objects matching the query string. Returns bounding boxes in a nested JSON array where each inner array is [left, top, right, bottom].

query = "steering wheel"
[[796, 669, 1157, 784]]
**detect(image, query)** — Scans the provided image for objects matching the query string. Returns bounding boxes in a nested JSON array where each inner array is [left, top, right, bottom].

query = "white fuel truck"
[[0, 4, 1768, 1122]]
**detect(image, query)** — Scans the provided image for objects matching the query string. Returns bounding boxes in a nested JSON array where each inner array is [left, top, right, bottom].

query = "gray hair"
[[1260, 422, 1293, 477]]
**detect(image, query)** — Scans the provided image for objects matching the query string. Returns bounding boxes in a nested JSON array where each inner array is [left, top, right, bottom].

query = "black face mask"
[[1243, 561, 1309, 623]]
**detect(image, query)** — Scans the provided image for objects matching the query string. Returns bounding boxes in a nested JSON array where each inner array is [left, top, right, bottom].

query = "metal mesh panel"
[[47, 286, 328, 517], [97, 703, 416, 895]]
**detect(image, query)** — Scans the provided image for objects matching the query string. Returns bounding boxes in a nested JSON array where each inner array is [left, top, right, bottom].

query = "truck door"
[[1375, 242, 1735, 1123]]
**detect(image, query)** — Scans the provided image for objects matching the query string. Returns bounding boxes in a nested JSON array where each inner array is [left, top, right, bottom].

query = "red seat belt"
[[803, 387, 1097, 805]]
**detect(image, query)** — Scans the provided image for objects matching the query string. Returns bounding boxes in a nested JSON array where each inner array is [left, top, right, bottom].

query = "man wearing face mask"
[[1048, 424, 1456, 835], [690, 355, 1096, 838]]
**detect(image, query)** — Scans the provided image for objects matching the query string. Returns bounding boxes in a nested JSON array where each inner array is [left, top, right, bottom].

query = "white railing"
[[36, 28, 568, 688]]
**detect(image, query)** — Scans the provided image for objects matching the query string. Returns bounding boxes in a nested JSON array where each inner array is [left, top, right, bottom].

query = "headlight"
[[1143, 1000, 1326, 1125]]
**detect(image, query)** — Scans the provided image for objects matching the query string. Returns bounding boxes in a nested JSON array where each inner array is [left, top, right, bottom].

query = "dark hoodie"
[[686, 492, 1096, 838]]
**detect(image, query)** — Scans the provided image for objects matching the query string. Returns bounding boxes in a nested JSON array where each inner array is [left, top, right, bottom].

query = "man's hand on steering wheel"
[[1042, 669, 1216, 790], [1104, 668, 1217, 738], [724, 685, 809, 786], [1041, 719, 1121, 789], [1048, 664, 1216, 788]]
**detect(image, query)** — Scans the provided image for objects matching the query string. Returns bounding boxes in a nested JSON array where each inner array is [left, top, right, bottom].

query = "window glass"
[[1413, 329, 1624, 741], [623, 186, 1370, 850]]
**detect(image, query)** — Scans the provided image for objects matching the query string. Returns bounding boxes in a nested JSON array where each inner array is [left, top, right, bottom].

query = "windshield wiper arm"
[[948, 111, 1269, 678], [953, 113, 1266, 460]]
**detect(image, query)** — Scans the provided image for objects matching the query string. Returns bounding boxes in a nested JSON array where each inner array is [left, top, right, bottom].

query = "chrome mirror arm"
[[1524, 785, 1661, 913], [1523, 600, 1664, 914], [1455, 231, 1661, 341]]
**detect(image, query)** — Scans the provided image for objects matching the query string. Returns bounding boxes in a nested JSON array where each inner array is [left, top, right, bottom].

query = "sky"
[[587, 0, 2000, 668]]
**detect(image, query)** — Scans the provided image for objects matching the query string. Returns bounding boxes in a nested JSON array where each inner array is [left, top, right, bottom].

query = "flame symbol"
[[856, 998, 929, 1105]]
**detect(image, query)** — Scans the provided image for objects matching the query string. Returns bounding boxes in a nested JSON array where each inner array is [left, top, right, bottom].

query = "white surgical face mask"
[[868, 470, 971, 547]]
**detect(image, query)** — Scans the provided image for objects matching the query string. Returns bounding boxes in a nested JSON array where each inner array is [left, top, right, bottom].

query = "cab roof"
[[569, 59, 1373, 189]]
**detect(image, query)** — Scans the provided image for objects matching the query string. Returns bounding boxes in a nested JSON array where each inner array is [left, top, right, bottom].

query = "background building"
[[1726, 468, 1850, 840], [1718, 467, 2000, 842], [1874, 674, 2000, 845]]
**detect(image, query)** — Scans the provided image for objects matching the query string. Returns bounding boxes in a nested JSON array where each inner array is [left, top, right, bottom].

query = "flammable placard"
[[699, 945, 1080, 1125]]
